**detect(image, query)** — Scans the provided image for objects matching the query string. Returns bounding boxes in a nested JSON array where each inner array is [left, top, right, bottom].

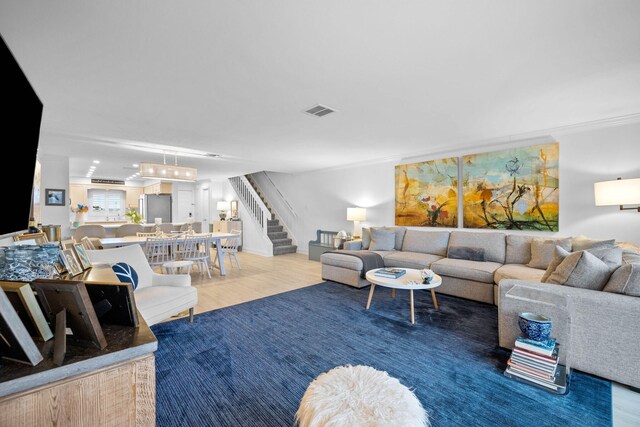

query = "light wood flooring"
[[176, 251, 640, 426]]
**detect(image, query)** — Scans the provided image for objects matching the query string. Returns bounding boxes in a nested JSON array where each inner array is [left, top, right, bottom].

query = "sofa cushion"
[[448, 246, 485, 262], [603, 264, 640, 296], [542, 245, 623, 282], [544, 250, 612, 291], [383, 251, 443, 270], [505, 235, 533, 265], [572, 235, 616, 252], [376, 226, 407, 250], [494, 264, 545, 284], [431, 258, 503, 284], [448, 231, 506, 263], [369, 228, 396, 251], [527, 237, 572, 269], [320, 252, 363, 270], [401, 230, 450, 256], [361, 228, 371, 250]]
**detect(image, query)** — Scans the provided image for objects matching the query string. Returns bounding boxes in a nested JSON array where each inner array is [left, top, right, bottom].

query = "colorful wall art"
[[395, 157, 458, 227], [462, 142, 559, 231]]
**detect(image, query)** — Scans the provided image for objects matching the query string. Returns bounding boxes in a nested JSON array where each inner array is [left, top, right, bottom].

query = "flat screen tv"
[[1, 35, 42, 238]]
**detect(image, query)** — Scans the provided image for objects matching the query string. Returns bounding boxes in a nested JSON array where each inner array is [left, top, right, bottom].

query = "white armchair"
[[87, 245, 198, 326]]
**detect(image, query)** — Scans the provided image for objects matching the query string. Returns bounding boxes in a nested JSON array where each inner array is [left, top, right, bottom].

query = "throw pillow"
[[361, 228, 371, 250], [505, 235, 533, 265], [544, 250, 612, 291], [585, 246, 622, 271], [381, 226, 407, 251], [571, 235, 616, 252], [527, 237, 572, 269], [112, 262, 139, 290], [603, 264, 640, 297], [369, 229, 396, 251], [540, 246, 570, 283], [448, 246, 486, 262]]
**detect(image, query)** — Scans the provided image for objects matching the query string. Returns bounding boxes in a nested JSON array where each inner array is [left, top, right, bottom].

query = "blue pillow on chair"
[[112, 262, 139, 290]]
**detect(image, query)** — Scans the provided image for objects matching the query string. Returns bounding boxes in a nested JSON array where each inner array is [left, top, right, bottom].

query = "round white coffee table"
[[365, 268, 442, 324]]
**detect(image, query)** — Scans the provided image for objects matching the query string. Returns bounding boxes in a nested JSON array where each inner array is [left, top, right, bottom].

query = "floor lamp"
[[347, 207, 367, 238]]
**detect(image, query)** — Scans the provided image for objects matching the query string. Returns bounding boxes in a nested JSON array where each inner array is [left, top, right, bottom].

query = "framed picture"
[[0, 281, 53, 341], [45, 188, 65, 206], [31, 279, 107, 349], [53, 260, 67, 275], [73, 243, 92, 270], [14, 232, 49, 245], [0, 287, 44, 366], [60, 249, 83, 277]]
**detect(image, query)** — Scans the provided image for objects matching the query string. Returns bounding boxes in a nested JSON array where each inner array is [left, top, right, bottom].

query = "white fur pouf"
[[295, 365, 429, 427]]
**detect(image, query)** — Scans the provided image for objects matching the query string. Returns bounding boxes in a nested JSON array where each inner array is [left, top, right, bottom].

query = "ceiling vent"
[[304, 104, 337, 118]]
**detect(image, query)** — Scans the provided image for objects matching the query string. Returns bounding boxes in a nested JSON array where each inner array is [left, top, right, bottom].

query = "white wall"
[[38, 154, 71, 239], [268, 121, 640, 252]]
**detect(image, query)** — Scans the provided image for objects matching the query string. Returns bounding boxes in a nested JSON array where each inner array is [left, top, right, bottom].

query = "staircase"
[[246, 175, 297, 255]]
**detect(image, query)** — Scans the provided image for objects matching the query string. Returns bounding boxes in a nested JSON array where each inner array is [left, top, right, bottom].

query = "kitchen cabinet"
[[69, 184, 86, 206], [144, 182, 172, 195], [126, 187, 143, 209]]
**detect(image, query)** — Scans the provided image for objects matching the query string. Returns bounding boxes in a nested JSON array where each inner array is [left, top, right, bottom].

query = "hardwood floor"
[[174, 251, 640, 426]]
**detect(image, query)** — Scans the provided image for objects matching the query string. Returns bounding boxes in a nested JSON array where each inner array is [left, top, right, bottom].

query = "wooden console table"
[[0, 303, 157, 426]]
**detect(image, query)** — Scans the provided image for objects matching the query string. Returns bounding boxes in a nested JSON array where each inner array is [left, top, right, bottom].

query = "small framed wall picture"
[[72, 243, 92, 270], [45, 188, 66, 206], [60, 249, 83, 276]]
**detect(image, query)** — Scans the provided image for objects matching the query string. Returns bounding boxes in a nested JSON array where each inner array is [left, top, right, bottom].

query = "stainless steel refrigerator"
[[139, 194, 172, 224]]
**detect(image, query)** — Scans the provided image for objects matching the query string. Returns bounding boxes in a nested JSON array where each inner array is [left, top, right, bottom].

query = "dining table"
[[99, 232, 240, 276]]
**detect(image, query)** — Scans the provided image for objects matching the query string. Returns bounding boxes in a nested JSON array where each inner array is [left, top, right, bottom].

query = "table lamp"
[[347, 207, 366, 238], [217, 201, 229, 220]]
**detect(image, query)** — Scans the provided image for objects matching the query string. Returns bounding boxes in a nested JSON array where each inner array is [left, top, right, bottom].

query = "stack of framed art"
[[56, 242, 93, 277], [395, 142, 559, 231]]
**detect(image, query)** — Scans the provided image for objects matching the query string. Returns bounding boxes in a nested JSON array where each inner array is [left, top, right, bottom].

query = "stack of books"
[[504, 337, 567, 393], [374, 268, 406, 279]]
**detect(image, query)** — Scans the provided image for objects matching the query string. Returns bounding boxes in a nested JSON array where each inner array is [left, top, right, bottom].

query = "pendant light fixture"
[[139, 152, 197, 182]]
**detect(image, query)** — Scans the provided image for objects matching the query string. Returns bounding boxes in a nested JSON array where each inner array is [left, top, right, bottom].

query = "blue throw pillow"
[[112, 262, 139, 290]]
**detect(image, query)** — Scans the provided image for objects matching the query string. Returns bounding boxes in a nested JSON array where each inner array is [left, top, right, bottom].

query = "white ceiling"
[[2, 0, 640, 182]]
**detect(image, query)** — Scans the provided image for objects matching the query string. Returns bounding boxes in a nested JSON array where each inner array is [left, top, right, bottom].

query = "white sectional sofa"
[[320, 227, 640, 388]]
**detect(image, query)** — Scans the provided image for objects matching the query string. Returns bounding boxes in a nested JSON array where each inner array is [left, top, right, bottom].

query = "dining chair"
[[116, 223, 144, 237], [213, 229, 241, 270], [143, 237, 176, 271], [180, 234, 212, 278]]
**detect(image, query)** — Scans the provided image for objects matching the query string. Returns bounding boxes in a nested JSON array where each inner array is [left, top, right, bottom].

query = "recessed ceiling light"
[[135, 172, 140, 176], [133, 163, 139, 167], [93, 160, 100, 164]]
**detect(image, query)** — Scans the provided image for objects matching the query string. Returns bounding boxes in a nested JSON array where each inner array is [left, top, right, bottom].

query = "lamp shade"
[[217, 201, 229, 211], [347, 207, 367, 221], [594, 178, 640, 206]]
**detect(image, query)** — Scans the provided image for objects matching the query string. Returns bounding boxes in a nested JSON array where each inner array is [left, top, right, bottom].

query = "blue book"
[[515, 337, 557, 356]]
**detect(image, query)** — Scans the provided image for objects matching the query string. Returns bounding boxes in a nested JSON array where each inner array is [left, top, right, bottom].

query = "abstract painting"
[[462, 142, 559, 231], [395, 157, 458, 227]]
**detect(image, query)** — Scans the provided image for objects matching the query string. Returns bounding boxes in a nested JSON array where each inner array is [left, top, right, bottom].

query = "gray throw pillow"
[[544, 250, 612, 291], [373, 226, 406, 251], [603, 264, 640, 296], [369, 229, 396, 251], [528, 237, 572, 269], [361, 228, 371, 250], [448, 246, 485, 262], [541, 245, 622, 283], [571, 235, 616, 252], [505, 235, 533, 264]]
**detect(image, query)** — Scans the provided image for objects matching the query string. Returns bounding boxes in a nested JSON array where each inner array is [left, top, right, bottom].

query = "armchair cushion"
[[153, 272, 192, 287]]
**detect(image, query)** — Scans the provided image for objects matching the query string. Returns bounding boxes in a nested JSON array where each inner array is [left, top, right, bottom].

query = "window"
[[87, 189, 126, 221]]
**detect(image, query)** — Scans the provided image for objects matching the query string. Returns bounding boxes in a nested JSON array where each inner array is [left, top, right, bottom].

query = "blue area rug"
[[152, 282, 611, 426]]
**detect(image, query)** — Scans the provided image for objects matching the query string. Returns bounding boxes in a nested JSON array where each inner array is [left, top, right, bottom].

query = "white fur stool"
[[295, 365, 429, 427]]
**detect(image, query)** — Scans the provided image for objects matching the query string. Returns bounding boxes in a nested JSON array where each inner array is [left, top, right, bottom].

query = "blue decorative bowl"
[[518, 312, 551, 341]]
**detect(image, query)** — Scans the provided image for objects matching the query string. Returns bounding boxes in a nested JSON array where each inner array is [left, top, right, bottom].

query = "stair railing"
[[248, 171, 299, 247], [229, 176, 272, 244]]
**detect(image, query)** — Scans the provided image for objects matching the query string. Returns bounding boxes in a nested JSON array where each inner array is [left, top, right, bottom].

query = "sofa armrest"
[[151, 272, 192, 287], [343, 240, 362, 250], [498, 279, 640, 387]]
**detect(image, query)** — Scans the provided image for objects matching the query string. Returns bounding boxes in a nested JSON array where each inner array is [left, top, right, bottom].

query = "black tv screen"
[[2, 35, 42, 238]]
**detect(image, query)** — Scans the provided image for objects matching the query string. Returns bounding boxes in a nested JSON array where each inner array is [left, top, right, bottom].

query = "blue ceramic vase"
[[518, 312, 552, 341]]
